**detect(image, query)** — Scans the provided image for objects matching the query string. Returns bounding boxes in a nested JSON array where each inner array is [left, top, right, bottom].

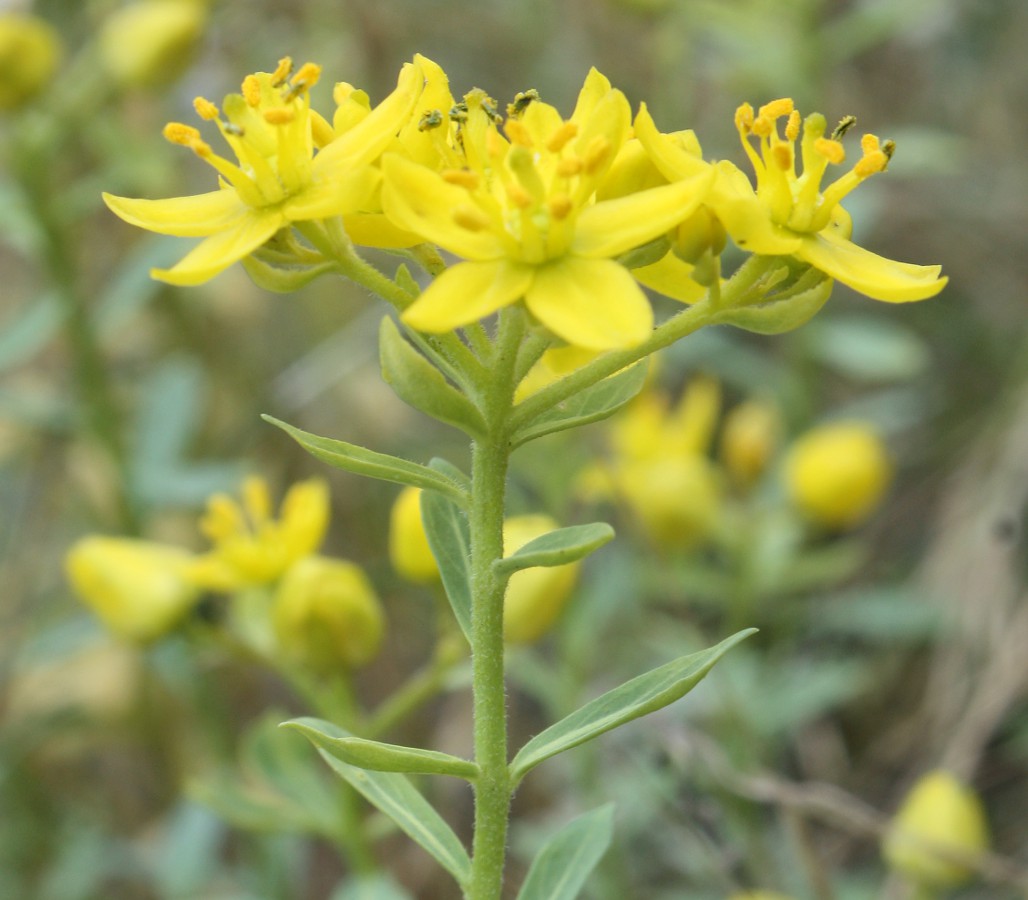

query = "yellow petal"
[[574, 169, 714, 259], [382, 154, 505, 260], [151, 210, 283, 286], [797, 230, 947, 302], [632, 252, 707, 304], [570, 68, 613, 125], [633, 104, 709, 181], [402, 259, 533, 333], [343, 213, 423, 249], [526, 256, 652, 350], [102, 189, 249, 237], [285, 165, 381, 221], [707, 161, 802, 255]]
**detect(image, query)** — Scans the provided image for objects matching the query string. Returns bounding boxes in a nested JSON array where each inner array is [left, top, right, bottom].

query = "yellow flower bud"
[[64, 537, 200, 642], [272, 556, 384, 672], [720, 399, 779, 488], [99, 0, 206, 89], [617, 456, 721, 547], [503, 515, 580, 644], [0, 14, 62, 111], [783, 422, 891, 529], [671, 205, 727, 264], [883, 770, 989, 888], [389, 487, 439, 583]]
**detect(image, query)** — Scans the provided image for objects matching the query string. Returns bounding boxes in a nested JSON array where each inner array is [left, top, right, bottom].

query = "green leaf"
[[262, 415, 468, 507], [379, 316, 486, 436], [511, 361, 648, 447], [332, 873, 414, 900], [283, 719, 479, 780], [420, 478, 472, 643], [494, 523, 615, 578], [509, 630, 755, 782], [287, 717, 471, 888], [713, 272, 832, 334], [515, 805, 615, 900]]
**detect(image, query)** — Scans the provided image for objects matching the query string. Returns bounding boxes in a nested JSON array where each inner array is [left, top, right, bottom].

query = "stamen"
[[507, 89, 539, 118], [758, 98, 794, 121], [263, 107, 296, 125], [785, 110, 801, 142], [442, 169, 481, 190], [418, 109, 444, 131], [242, 75, 262, 107], [831, 115, 857, 140], [223, 122, 245, 137], [506, 183, 533, 209], [751, 115, 774, 138], [734, 103, 754, 134], [854, 151, 887, 177], [163, 122, 202, 146], [771, 144, 793, 171], [291, 62, 321, 92], [505, 119, 533, 148], [556, 157, 583, 177], [193, 97, 220, 120], [270, 57, 293, 86], [453, 205, 492, 231], [582, 135, 611, 173], [814, 137, 845, 164], [861, 133, 880, 154], [548, 194, 573, 220], [546, 122, 578, 154]]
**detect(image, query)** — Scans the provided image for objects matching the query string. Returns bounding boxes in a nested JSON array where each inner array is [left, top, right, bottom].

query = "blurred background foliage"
[[1, 0, 1027, 897]]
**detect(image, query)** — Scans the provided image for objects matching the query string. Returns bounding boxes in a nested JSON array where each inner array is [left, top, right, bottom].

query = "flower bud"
[[64, 537, 200, 642], [618, 456, 721, 547], [0, 14, 62, 111], [272, 556, 384, 672], [720, 399, 779, 488], [99, 0, 206, 89], [389, 487, 439, 583], [882, 770, 989, 888], [671, 205, 727, 265], [503, 515, 580, 644], [783, 421, 891, 529]]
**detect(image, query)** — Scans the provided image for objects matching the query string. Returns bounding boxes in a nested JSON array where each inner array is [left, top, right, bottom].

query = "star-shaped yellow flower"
[[381, 70, 714, 350], [635, 99, 947, 302], [103, 57, 423, 285]]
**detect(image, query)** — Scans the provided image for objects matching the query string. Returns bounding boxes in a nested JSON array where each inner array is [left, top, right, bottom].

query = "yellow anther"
[[758, 98, 794, 121], [193, 97, 220, 121], [507, 182, 533, 209], [734, 103, 754, 133], [291, 62, 321, 91], [785, 110, 801, 142], [751, 115, 773, 137], [271, 57, 293, 86], [556, 157, 583, 178], [546, 121, 578, 154], [504, 119, 533, 148], [814, 137, 846, 164], [771, 143, 793, 171], [242, 74, 262, 107], [861, 133, 881, 154], [582, 135, 611, 173], [548, 194, 573, 220], [263, 107, 296, 125], [163, 122, 202, 146], [854, 150, 887, 177], [334, 82, 355, 106], [442, 169, 481, 190], [453, 205, 492, 231]]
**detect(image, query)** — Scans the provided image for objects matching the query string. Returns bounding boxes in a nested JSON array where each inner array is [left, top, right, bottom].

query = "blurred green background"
[[2, 0, 1026, 898]]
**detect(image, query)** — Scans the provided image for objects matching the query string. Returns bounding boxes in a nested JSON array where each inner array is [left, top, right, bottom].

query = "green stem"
[[466, 309, 524, 900]]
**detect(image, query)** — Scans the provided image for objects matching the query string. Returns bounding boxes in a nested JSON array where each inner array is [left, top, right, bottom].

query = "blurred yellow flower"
[[0, 13, 62, 111], [720, 398, 779, 488], [382, 70, 714, 349], [783, 421, 891, 529], [883, 770, 989, 888], [99, 0, 206, 89], [103, 56, 423, 285], [191, 476, 330, 589], [503, 515, 580, 644], [635, 99, 947, 302], [273, 556, 384, 672], [64, 537, 201, 642], [389, 487, 439, 584]]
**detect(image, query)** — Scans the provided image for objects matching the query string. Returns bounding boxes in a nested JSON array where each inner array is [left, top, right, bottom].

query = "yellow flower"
[[883, 770, 989, 888], [103, 56, 423, 285], [503, 515, 580, 644], [191, 476, 330, 589], [389, 487, 439, 583], [720, 398, 779, 488], [635, 99, 947, 302], [382, 70, 714, 350], [272, 556, 384, 672], [64, 537, 201, 642], [783, 421, 891, 529], [99, 0, 206, 89], [0, 13, 62, 111]]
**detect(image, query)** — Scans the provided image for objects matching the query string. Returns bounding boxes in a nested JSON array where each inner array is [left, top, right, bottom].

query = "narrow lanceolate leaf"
[[283, 719, 479, 780], [712, 272, 832, 335], [494, 523, 615, 578], [511, 361, 648, 448], [379, 316, 486, 437], [262, 415, 468, 507], [509, 630, 756, 783], [285, 717, 471, 888], [420, 481, 472, 643], [515, 805, 615, 900]]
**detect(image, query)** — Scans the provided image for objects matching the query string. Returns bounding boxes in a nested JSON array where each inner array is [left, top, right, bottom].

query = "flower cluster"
[[104, 56, 946, 349]]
